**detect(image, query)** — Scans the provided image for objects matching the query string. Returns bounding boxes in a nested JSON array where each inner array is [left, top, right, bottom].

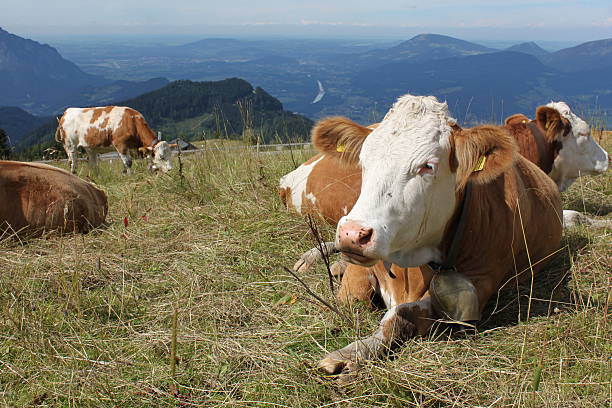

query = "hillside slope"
[[0, 106, 51, 144], [542, 38, 612, 72]]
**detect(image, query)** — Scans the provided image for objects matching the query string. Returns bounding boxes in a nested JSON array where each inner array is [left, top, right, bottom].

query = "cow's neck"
[[432, 182, 472, 271], [525, 121, 559, 174], [135, 120, 159, 148]]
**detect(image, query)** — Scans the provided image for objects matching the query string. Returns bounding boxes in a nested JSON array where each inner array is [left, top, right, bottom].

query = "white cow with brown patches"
[[55, 106, 173, 174]]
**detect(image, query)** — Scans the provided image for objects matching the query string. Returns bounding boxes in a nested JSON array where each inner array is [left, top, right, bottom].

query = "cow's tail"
[[55, 117, 65, 143]]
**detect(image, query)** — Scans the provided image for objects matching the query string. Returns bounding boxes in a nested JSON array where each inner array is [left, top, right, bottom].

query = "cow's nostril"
[[359, 228, 373, 246]]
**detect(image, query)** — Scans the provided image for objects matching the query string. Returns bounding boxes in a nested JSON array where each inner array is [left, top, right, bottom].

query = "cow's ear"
[[536, 106, 571, 142], [312, 117, 372, 165], [451, 125, 517, 190], [504, 113, 530, 126], [137, 147, 150, 154]]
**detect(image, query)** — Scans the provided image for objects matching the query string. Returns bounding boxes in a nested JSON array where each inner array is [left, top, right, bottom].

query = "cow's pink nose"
[[337, 221, 374, 252]]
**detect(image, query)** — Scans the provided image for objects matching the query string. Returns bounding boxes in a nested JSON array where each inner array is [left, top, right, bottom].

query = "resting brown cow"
[[0, 161, 108, 238], [314, 94, 562, 373]]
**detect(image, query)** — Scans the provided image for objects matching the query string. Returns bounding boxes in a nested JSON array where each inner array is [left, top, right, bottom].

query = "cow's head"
[[541, 102, 608, 191], [139, 141, 173, 173], [325, 94, 516, 268]]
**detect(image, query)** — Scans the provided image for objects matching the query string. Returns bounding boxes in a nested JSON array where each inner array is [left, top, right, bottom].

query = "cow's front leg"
[[318, 297, 434, 374], [118, 152, 133, 175]]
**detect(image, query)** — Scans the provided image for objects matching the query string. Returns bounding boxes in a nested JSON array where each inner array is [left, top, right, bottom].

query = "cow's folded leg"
[[330, 260, 347, 278], [292, 241, 337, 273], [318, 298, 433, 374], [337, 264, 376, 306]]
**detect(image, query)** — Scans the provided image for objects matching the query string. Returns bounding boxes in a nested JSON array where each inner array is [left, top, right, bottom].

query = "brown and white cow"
[[278, 119, 378, 224], [55, 106, 173, 174], [504, 102, 608, 192], [314, 94, 563, 374], [0, 161, 108, 238]]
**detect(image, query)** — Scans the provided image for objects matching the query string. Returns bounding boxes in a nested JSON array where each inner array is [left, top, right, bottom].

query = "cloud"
[[592, 17, 612, 27]]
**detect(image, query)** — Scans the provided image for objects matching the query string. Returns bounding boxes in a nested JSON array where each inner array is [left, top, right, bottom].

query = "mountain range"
[[2, 28, 611, 152]]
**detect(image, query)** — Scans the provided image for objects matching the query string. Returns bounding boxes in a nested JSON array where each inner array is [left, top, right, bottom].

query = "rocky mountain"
[[505, 42, 550, 58], [0, 27, 168, 115]]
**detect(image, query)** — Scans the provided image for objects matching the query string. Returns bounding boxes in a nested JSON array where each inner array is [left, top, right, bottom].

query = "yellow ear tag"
[[473, 155, 486, 172], [545, 122, 549, 129], [522, 119, 528, 123], [336, 144, 346, 153]]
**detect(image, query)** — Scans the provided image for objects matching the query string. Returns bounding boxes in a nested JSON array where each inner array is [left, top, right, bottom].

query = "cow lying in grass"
[[313, 94, 563, 374], [0, 161, 108, 238], [55, 106, 173, 174]]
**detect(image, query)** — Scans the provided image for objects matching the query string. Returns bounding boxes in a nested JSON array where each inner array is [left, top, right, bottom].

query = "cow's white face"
[[547, 102, 608, 191], [151, 141, 173, 173], [336, 95, 458, 268]]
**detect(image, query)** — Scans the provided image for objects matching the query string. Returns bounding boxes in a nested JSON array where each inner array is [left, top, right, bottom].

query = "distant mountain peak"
[[505, 41, 549, 58], [376, 32, 495, 63]]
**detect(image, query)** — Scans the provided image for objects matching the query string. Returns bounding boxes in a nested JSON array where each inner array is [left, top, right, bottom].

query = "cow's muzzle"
[[336, 220, 378, 266]]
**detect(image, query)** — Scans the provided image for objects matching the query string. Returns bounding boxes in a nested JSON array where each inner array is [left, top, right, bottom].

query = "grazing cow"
[[280, 102, 607, 225], [55, 106, 173, 174], [315, 94, 563, 374], [0, 161, 108, 238]]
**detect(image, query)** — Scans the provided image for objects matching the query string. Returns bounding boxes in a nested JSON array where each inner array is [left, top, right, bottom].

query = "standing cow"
[[315, 94, 563, 373], [55, 106, 173, 174], [0, 161, 108, 238]]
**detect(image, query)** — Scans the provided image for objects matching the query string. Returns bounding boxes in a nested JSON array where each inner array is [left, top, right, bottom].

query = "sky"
[[2, 0, 612, 42]]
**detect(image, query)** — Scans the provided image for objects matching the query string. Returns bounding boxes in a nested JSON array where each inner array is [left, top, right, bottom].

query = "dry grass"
[[0, 138, 610, 407]]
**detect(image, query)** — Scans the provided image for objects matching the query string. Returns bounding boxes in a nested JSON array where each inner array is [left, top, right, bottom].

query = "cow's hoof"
[[318, 356, 347, 375], [330, 260, 347, 278]]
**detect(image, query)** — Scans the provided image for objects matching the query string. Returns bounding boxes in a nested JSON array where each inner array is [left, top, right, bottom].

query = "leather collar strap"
[[427, 181, 473, 274]]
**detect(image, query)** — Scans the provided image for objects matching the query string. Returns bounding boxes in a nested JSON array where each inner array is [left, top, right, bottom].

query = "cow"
[[0, 161, 108, 238], [280, 102, 607, 226], [55, 106, 173, 174], [504, 102, 608, 192], [312, 94, 563, 374]]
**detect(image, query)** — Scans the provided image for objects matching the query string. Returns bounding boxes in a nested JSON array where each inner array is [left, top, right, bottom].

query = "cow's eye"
[[418, 162, 436, 176]]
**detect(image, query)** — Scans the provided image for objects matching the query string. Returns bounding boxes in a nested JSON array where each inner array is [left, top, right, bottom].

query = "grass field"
[[0, 136, 610, 407]]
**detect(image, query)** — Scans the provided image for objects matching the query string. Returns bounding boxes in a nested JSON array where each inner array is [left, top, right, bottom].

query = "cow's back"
[[0, 161, 108, 237], [280, 154, 361, 224], [59, 106, 144, 149]]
